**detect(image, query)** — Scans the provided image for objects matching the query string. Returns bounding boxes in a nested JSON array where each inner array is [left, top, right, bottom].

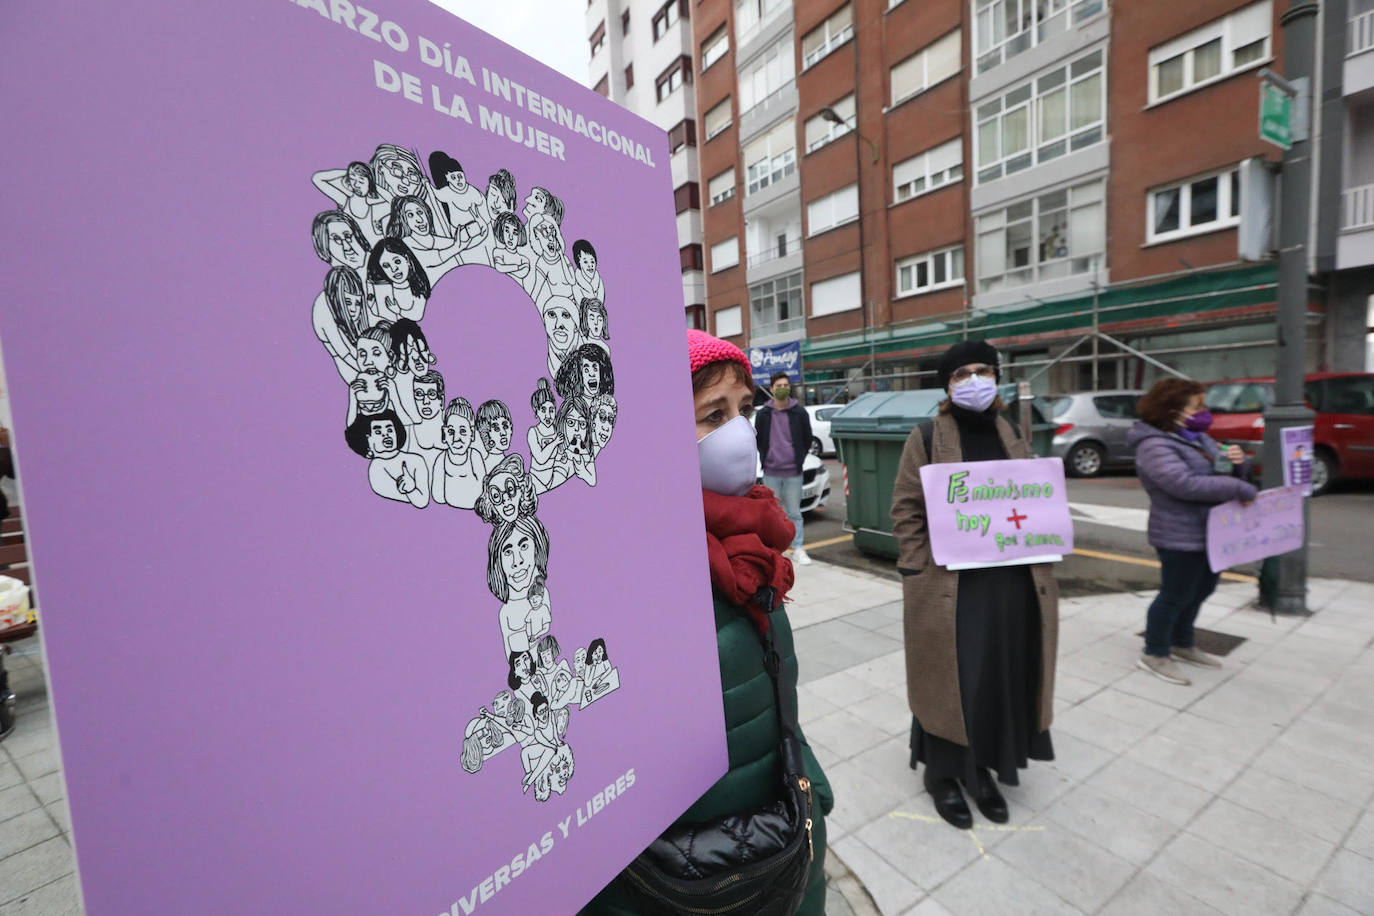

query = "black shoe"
[[923, 774, 973, 830], [963, 769, 1008, 824], [0, 704, 14, 742]]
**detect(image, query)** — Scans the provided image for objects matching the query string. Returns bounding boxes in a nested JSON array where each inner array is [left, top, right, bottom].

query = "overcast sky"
[[426, 0, 590, 86]]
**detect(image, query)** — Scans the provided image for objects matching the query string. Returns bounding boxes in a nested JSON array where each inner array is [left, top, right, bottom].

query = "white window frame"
[[735, 0, 792, 47], [737, 37, 794, 115], [972, 49, 1104, 186], [893, 138, 964, 203], [896, 245, 965, 297], [810, 271, 862, 317], [806, 184, 859, 236], [743, 120, 797, 195], [972, 0, 1106, 75], [890, 29, 962, 107], [710, 237, 741, 272], [702, 26, 730, 70], [974, 179, 1105, 293], [714, 304, 743, 338], [653, 0, 681, 42], [803, 94, 854, 153], [1146, 165, 1241, 244], [704, 98, 733, 140], [801, 4, 854, 70], [750, 273, 804, 334], [708, 168, 737, 206], [1147, 0, 1273, 104], [656, 61, 687, 102]]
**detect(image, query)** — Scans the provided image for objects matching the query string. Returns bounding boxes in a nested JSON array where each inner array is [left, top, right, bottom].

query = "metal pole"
[[1091, 281, 1101, 391], [1262, 2, 1319, 615]]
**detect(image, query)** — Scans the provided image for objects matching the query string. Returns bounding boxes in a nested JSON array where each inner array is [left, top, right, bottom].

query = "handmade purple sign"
[[919, 458, 1074, 569], [1207, 486, 1305, 572], [1281, 425, 1314, 496], [0, 2, 727, 913]]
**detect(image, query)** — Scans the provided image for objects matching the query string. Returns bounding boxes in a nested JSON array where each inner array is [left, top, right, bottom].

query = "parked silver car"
[[1049, 390, 1144, 477]]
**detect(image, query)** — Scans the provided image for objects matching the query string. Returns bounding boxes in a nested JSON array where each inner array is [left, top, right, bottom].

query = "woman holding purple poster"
[[1128, 379, 1256, 686], [889, 340, 1060, 830]]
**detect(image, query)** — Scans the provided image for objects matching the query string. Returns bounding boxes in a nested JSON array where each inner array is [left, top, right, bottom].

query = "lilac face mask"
[[1183, 410, 1214, 433], [950, 375, 999, 412]]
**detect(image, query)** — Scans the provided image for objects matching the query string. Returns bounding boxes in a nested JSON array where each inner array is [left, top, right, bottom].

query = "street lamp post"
[[820, 106, 879, 391]]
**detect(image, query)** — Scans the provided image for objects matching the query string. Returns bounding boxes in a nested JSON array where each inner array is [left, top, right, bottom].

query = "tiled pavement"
[[1, 560, 1371, 914]]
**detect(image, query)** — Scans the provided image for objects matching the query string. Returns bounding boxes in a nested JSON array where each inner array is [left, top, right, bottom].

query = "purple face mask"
[[1183, 409, 1214, 432]]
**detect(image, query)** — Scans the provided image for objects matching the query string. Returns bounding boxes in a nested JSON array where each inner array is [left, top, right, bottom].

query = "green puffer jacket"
[[579, 591, 835, 915]]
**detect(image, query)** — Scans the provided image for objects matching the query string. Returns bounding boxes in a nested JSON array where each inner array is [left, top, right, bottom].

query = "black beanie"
[[936, 339, 1001, 390]]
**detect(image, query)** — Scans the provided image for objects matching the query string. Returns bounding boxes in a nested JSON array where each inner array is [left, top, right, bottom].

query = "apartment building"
[[587, 0, 707, 330]]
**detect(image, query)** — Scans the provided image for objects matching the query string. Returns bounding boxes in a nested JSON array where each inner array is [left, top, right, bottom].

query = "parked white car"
[[805, 405, 842, 457], [755, 453, 831, 515]]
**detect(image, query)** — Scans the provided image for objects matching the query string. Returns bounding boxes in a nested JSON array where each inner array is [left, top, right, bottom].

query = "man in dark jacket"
[[755, 372, 814, 564]]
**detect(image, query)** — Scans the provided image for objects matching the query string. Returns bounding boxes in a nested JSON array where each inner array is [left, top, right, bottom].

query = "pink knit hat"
[[687, 329, 752, 378]]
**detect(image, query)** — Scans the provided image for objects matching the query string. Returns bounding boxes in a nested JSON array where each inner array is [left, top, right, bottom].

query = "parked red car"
[[1205, 372, 1374, 495]]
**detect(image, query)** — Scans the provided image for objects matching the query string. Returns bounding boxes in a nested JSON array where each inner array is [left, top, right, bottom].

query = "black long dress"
[[909, 404, 1054, 786]]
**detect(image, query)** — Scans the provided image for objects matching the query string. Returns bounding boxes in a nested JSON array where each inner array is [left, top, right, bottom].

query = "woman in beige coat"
[[889, 340, 1059, 829]]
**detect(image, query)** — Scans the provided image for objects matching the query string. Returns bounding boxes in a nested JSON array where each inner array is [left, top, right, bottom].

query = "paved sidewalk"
[[784, 559, 1374, 916]]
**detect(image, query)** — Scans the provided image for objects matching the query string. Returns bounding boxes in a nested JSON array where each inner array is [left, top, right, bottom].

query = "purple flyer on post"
[[1281, 425, 1314, 496], [0, 2, 728, 913], [1207, 486, 1305, 572], [919, 458, 1074, 570]]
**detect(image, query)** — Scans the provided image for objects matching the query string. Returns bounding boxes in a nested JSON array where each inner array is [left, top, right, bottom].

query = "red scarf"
[[702, 485, 795, 632]]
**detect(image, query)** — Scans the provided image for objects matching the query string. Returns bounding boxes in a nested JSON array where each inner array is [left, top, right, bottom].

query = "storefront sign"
[[748, 341, 802, 387]]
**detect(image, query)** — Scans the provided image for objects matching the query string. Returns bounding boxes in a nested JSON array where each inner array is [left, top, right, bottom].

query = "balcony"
[[735, 4, 792, 68], [1338, 182, 1374, 269], [749, 315, 807, 348], [742, 166, 800, 215], [746, 235, 803, 283], [738, 82, 798, 143], [1346, 10, 1374, 96]]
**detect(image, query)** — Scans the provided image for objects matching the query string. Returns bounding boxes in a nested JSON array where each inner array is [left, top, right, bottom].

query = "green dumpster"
[[829, 387, 1056, 559]]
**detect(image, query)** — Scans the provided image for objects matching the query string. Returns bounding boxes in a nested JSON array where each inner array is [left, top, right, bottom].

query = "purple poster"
[[919, 458, 1074, 570], [0, 2, 728, 913], [1281, 425, 1314, 496], [1207, 486, 1305, 572]]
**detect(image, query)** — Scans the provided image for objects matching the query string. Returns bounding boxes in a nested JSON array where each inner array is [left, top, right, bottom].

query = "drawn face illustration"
[[586, 310, 605, 340], [487, 472, 522, 522], [539, 643, 555, 671], [346, 167, 370, 196], [366, 419, 399, 459], [577, 251, 597, 276], [443, 415, 472, 456], [486, 183, 507, 214], [593, 410, 614, 450], [402, 201, 430, 236], [403, 337, 433, 374], [580, 359, 601, 398], [357, 339, 392, 375], [549, 748, 573, 792], [562, 409, 589, 458], [413, 381, 441, 420], [492, 692, 510, 718], [384, 159, 423, 196], [500, 528, 536, 595], [355, 370, 390, 415], [500, 221, 519, 249], [535, 223, 561, 262], [379, 250, 410, 285], [537, 401, 555, 428], [326, 219, 365, 269], [553, 670, 571, 697], [523, 189, 546, 221], [591, 645, 606, 666], [447, 169, 467, 192], [514, 651, 534, 681], [543, 304, 576, 351], [533, 700, 550, 728], [341, 288, 365, 324]]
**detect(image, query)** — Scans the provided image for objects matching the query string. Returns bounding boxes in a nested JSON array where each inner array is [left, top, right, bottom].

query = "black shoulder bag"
[[620, 612, 815, 916]]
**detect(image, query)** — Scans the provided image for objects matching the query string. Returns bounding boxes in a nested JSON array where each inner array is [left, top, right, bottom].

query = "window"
[[1148, 166, 1241, 243], [686, 304, 706, 331], [622, 9, 631, 34], [653, 0, 686, 41], [708, 168, 737, 205], [974, 50, 1103, 184], [656, 57, 692, 102], [711, 237, 740, 272], [804, 94, 854, 153], [738, 38, 794, 113], [1148, 1, 1272, 103], [593, 75, 609, 97], [802, 3, 853, 69], [895, 246, 964, 296], [714, 305, 743, 338], [973, 0, 1105, 74], [750, 273, 804, 334], [702, 26, 730, 70], [625, 64, 634, 89], [735, 0, 791, 47], [674, 181, 701, 213], [1205, 382, 1273, 413], [806, 184, 858, 236], [589, 22, 606, 57], [1324, 376, 1374, 415], [668, 119, 698, 153], [704, 98, 733, 140], [743, 119, 796, 195], [1092, 395, 1138, 419], [975, 180, 1105, 292], [810, 271, 861, 317], [893, 138, 963, 202], [680, 243, 704, 271], [890, 30, 961, 107]]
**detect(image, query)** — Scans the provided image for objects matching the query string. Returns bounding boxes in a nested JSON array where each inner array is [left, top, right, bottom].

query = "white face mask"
[[697, 416, 758, 497]]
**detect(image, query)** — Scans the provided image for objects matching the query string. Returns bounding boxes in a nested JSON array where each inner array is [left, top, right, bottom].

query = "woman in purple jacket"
[[1127, 379, 1258, 685]]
